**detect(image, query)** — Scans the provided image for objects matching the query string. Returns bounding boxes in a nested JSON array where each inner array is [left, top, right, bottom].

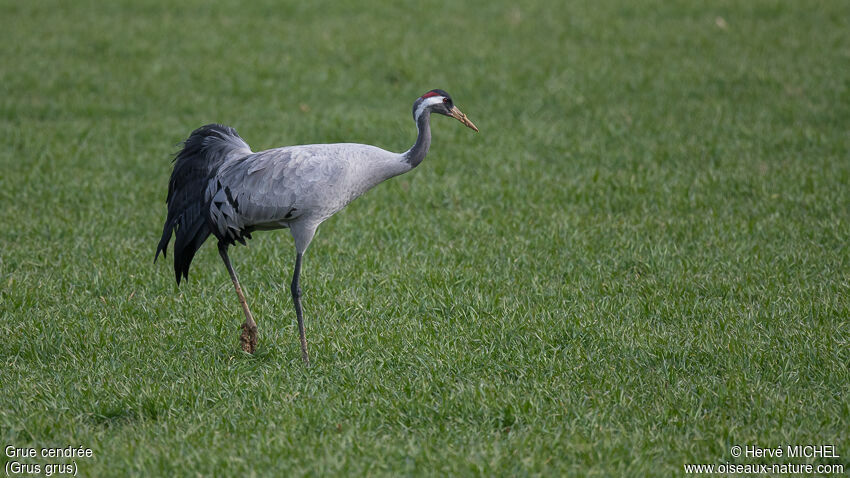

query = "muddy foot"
[[240, 322, 258, 354]]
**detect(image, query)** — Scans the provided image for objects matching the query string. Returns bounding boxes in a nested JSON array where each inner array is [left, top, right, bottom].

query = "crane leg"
[[218, 242, 258, 354], [291, 252, 310, 365]]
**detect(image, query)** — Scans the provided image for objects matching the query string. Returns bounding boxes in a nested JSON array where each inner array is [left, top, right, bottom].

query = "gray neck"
[[403, 110, 431, 168]]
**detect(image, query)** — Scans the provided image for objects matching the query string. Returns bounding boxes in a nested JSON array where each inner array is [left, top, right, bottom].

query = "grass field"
[[2, 0, 849, 475]]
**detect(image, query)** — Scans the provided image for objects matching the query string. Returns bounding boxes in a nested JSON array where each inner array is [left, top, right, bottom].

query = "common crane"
[[155, 89, 477, 364]]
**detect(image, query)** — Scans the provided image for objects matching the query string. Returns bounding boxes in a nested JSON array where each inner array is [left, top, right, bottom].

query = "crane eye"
[[442, 97, 449, 103]]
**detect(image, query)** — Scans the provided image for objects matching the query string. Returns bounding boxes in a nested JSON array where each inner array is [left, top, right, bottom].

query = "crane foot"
[[240, 322, 258, 354]]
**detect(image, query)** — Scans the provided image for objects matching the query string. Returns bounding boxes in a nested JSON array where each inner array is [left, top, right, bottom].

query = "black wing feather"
[[155, 124, 251, 284]]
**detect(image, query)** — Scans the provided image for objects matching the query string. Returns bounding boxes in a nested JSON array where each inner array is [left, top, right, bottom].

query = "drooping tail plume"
[[155, 124, 252, 284]]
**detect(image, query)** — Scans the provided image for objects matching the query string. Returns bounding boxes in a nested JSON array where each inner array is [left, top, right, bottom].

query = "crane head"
[[413, 89, 478, 132]]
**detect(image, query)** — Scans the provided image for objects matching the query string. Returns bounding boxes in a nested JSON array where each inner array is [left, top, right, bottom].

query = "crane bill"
[[449, 106, 479, 132]]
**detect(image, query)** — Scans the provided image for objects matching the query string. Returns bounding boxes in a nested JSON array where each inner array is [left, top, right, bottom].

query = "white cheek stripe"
[[414, 96, 445, 121]]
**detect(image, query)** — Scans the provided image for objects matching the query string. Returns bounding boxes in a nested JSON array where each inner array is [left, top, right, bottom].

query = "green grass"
[[2, 0, 849, 475]]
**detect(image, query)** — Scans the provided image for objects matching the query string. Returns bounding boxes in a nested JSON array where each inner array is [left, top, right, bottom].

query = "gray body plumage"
[[207, 143, 412, 252]]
